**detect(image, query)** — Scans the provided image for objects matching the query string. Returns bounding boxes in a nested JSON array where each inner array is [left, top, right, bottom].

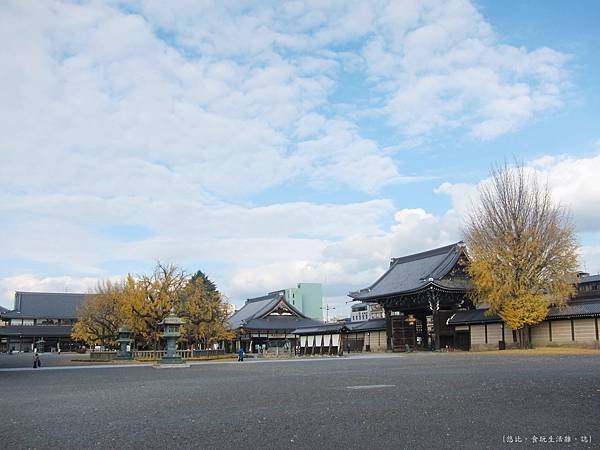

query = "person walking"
[[33, 348, 41, 368], [238, 347, 245, 362]]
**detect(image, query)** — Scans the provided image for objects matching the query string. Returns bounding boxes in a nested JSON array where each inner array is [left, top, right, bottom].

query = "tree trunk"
[[517, 326, 532, 349], [518, 328, 524, 349], [524, 325, 531, 349]]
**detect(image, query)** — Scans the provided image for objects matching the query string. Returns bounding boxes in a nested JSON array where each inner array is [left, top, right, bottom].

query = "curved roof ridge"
[[254, 295, 284, 318], [427, 243, 466, 280], [350, 241, 463, 297], [349, 241, 469, 300], [257, 296, 308, 319], [228, 293, 309, 329], [390, 241, 462, 266]]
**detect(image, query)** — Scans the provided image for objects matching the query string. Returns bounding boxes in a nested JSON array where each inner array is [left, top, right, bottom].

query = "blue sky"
[[1, 0, 600, 316]]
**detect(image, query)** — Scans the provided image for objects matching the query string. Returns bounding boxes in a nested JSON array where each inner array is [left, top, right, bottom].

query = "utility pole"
[[320, 304, 336, 323]]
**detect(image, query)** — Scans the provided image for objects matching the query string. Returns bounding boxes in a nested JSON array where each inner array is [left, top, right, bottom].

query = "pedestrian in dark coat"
[[33, 351, 41, 368], [238, 348, 245, 362]]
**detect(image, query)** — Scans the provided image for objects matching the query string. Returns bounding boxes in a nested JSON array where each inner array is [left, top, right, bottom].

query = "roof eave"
[[352, 281, 470, 302]]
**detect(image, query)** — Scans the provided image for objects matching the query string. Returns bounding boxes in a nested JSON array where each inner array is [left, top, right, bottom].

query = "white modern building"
[[351, 302, 384, 322]]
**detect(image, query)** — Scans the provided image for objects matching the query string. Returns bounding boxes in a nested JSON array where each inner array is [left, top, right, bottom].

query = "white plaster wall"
[[551, 320, 572, 343], [573, 318, 597, 342]]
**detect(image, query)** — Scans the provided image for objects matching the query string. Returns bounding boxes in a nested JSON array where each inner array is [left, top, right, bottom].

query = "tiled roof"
[[228, 294, 281, 329], [349, 242, 471, 300], [228, 292, 321, 331], [447, 309, 501, 325], [293, 318, 387, 335], [292, 323, 348, 335], [448, 300, 600, 325], [351, 302, 368, 311], [242, 316, 324, 332], [548, 301, 600, 318], [348, 318, 387, 332], [2, 292, 88, 319], [579, 274, 600, 284]]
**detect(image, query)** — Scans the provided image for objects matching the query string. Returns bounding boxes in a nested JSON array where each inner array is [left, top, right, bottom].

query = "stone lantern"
[[116, 326, 133, 360], [159, 308, 185, 364], [36, 338, 45, 354]]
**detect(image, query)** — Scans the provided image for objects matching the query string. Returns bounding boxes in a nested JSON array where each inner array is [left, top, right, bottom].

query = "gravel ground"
[[0, 353, 598, 449]]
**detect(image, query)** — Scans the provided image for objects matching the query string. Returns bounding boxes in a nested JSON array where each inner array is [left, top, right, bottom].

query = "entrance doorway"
[[454, 331, 470, 351], [391, 316, 416, 351]]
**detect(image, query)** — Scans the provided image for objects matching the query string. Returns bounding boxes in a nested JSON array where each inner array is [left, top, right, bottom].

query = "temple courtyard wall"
[[468, 317, 600, 351]]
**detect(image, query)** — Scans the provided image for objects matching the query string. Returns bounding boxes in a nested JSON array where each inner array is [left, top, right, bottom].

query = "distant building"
[[0, 291, 88, 353], [244, 283, 323, 321], [351, 302, 384, 322], [228, 291, 323, 353]]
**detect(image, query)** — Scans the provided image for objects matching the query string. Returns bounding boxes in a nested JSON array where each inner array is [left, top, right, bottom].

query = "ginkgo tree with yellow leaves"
[[71, 279, 124, 347], [72, 263, 234, 350], [465, 162, 579, 348], [176, 270, 235, 349]]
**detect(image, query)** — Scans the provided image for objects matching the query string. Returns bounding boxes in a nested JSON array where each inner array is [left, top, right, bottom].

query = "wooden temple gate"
[[391, 315, 417, 352], [382, 288, 471, 351]]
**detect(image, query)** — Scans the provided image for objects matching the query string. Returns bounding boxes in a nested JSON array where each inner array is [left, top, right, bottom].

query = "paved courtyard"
[[0, 353, 598, 449], [0, 352, 119, 369]]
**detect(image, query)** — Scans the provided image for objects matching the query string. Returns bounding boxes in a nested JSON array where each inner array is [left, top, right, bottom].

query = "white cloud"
[[0, 0, 580, 312], [533, 153, 600, 233], [0, 1, 399, 199], [579, 245, 600, 277], [0, 0, 571, 208], [438, 152, 600, 274], [226, 202, 464, 307], [4, 151, 599, 312], [364, 0, 569, 139]]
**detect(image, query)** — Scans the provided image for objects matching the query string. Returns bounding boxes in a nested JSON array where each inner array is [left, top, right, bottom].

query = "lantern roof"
[[160, 308, 184, 326]]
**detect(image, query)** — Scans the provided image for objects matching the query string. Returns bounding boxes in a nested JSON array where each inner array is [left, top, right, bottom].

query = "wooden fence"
[[131, 349, 226, 360]]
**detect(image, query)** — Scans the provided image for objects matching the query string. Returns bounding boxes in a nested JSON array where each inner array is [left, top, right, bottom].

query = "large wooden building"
[[0, 291, 87, 353], [349, 242, 473, 351], [348, 241, 600, 352], [228, 291, 324, 354]]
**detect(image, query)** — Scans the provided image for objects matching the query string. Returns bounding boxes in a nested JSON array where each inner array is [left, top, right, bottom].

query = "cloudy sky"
[[1, 0, 600, 316]]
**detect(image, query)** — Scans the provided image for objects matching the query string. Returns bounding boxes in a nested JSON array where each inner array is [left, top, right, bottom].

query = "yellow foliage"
[[71, 280, 124, 347], [465, 163, 578, 338], [177, 274, 235, 346], [74, 264, 235, 350]]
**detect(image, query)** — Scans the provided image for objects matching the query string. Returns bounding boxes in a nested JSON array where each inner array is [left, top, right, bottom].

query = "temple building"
[[0, 291, 87, 353], [349, 242, 473, 351], [293, 319, 387, 355], [448, 273, 600, 350], [228, 290, 323, 354], [347, 241, 600, 352]]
